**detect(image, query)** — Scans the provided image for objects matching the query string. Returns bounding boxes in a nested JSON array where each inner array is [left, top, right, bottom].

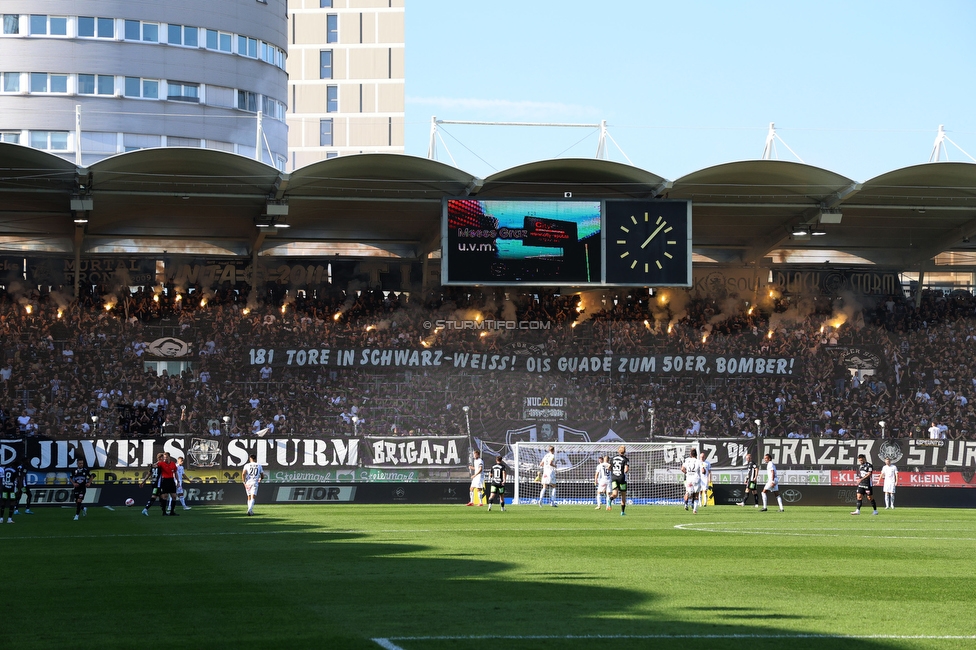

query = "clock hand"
[[641, 222, 666, 249]]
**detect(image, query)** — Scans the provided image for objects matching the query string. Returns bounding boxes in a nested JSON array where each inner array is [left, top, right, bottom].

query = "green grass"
[[7, 504, 976, 649]]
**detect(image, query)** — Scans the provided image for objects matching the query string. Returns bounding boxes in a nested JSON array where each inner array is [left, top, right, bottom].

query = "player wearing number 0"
[[242, 453, 265, 516], [761, 453, 785, 512], [539, 445, 557, 507], [880, 457, 898, 509], [851, 454, 879, 515], [486, 455, 508, 512], [69, 458, 93, 521], [607, 446, 629, 516], [682, 448, 701, 514], [594, 455, 611, 509]]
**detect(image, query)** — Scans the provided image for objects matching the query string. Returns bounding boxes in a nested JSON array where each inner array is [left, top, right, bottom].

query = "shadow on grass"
[[6, 506, 926, 650]]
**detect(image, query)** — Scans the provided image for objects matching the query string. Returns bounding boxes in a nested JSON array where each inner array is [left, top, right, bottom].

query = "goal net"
[[512, 441, 692, 506]]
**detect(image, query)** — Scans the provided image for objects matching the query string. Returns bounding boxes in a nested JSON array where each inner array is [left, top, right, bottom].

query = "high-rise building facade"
[[0, 1, 289, 168], [287, 0, 404, 169]]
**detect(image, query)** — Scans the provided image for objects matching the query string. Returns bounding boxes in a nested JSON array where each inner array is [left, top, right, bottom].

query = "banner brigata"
[[362, 435, 467, 469], [245, 346, 800, 377]]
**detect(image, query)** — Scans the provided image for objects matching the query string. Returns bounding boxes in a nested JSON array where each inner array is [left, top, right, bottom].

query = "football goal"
[[511, 441, 692, 506]]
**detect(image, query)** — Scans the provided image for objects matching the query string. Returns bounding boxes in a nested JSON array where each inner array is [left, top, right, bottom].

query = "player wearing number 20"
[[851, 454, 879, 516]]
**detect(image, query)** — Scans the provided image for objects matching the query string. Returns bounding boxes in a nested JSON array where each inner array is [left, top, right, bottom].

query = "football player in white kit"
[[468, 450, 485, 506], [699, 451, 711, 508], [682, 448, 701, 513], [880, 457, 898, 509], [242, 453, 265, 516], [761, 453, 785, 512], [593, 455, 611, 509], [539, 445, 557, 507]]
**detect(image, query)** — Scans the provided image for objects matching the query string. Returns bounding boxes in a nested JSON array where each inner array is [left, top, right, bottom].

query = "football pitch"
[[8, 503, 976, 649]]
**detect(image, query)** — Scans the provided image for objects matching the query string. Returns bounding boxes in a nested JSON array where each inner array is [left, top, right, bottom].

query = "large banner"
[[246, 346, 800, 377], [770, 267, 902, 296], [5, 434, 974, 483], [362, 435, 467, 469], [4, 435, 470, 476], [3, 436, 360, 473]]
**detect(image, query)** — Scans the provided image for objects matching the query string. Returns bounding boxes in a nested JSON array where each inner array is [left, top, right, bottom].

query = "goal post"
[[512, 441, 691, 506]]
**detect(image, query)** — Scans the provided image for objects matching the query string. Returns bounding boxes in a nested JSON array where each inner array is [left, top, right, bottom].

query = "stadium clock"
[[604, 200, 691, 286]]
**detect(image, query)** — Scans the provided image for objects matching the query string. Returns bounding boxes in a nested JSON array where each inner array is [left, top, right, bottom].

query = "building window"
[[238, 35, 258, 57], [205, 29, 232, 52], [78, 74, 114, 95], [320, 50, 333, 79], [326, 152, 338, 159], [326, 85, 338, 112], [320, 119, 333, 146], [30, 131, 69, 151], [29, 15, 67, 36], [167, 81, 199, 102], [124, 20, 158, 43], [327, 14, 338, 43], [321, 0, 333, 7], [79, 17, 114, 39], [166, 136, 200, 147], [168, 24, 198, 47], [81, 131, 117, 154], [2, 15, 19, 35], [123, 133, 161, 152], [124, 77, 159, 99], [0, 131, 20, 144], [237, 90, 258, 113], [2, 72, 20, 93], [30, 73, 68, 94]]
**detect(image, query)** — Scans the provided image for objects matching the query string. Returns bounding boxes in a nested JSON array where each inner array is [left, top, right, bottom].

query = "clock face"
[[605, 200, 690, 286]]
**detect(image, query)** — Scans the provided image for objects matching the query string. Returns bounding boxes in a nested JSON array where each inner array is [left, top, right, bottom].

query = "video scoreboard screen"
[[442, 198, 691, 287]]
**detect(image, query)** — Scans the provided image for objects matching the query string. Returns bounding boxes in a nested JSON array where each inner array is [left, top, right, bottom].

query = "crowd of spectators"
[[2, 281, 976, 442]]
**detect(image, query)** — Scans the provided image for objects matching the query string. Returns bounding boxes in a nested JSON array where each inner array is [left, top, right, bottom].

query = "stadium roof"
[[2, 142, 976, 269]]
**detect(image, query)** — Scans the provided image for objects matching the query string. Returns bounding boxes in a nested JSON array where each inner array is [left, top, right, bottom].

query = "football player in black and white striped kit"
[[850, 454, 879, 516], [141, 452, 166, 516], [738, 453, 760, 507], [69, 458, 93, 521], [0, 464, 16, 523], [13, 463, 33, 515]]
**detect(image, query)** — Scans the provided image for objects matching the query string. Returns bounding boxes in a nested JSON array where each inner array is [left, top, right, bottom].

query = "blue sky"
[[405, 1, 976, 182]]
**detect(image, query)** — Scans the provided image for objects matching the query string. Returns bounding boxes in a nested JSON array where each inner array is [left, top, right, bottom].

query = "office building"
[[0, 1, 289, 168], [287, 0, 404, 169]]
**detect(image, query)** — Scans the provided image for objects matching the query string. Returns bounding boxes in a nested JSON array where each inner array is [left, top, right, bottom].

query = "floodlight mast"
[[929, 124, 976, 163], [426, 117, 632, 165], [761, 122, 804, 163]]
